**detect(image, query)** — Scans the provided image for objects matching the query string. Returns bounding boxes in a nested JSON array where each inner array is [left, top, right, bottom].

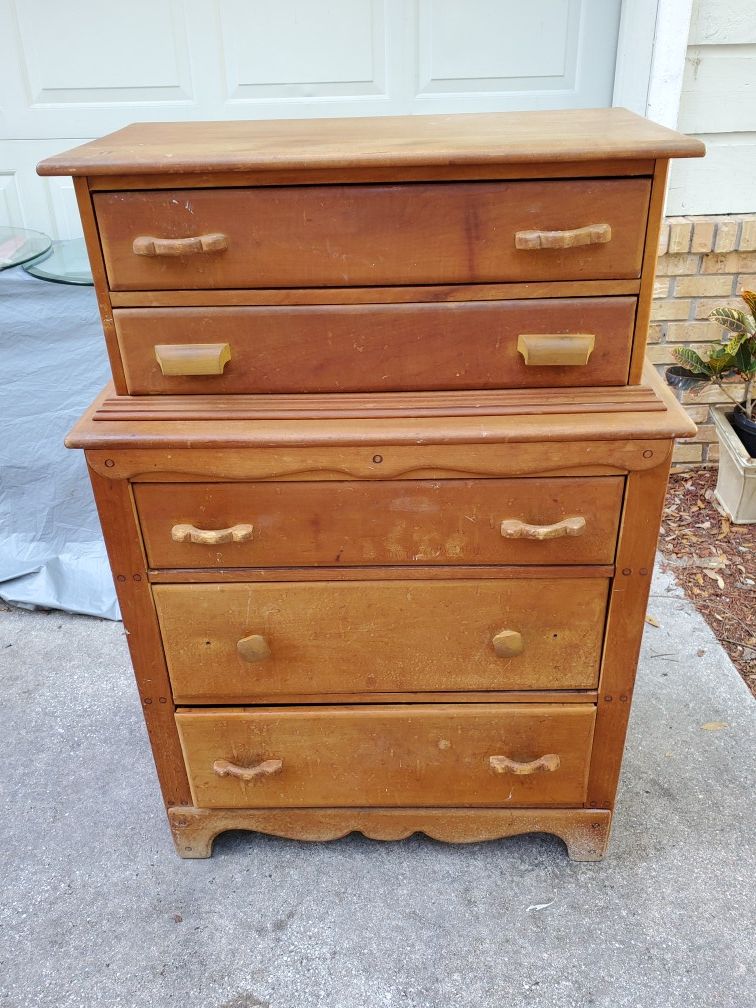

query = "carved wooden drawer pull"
[[500, 516, 586, 540], [213, 758, 283, 781], [155, 342, 231, 377], [170, 523, 253, 545], [489, 754, 561, 775], [237, 634, 271, 663], [514, 223, 611, 250], [133, 233, 228, 257], [491, 629, 524, 657], [517, 333, 595, 367]]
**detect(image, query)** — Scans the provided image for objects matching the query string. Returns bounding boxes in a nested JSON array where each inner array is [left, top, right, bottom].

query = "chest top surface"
[[38, 108, 704, 178]]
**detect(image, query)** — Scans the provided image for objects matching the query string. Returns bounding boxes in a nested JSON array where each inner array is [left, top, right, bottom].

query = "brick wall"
[[650, 214, 756, 467]]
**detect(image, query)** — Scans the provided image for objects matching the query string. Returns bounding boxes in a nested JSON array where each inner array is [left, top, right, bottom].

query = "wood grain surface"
[[66, 364, 697, 452], [94, 179, 650, 291], [168, 805, 612, 860], [175, 703, 596, 808], [36, 108, 704, 177], [134, 476, 623, 569], [87, 470, 191, 807], [154, 577, 609, 700], [92, 384, 664, 422], [114, 297, 636, 394], [587, 458, 674, 808], [107, 278, 641, 308]]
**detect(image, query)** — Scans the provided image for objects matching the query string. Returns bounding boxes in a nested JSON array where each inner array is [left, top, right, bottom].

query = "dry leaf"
[[645, 615, 660, 628], [701, 722, 728, 731], [702, 569, 725, 589], [666, 555, 726, 570]]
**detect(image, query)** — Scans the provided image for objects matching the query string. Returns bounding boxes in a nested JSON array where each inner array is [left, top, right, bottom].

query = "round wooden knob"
[[492, 629, 524, 657], [237, 634, 271, 663]]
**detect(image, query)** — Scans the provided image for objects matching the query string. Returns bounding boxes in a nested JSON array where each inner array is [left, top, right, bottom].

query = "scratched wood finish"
[[73, 178, 128, 393], [154, 577, 609, 701], [93, 385, 664, 423], [87, 467, 191, 807], [168, 806, 613, 861], [49, 110, 705, 860], [628, 159, 671, 384], [108, 278, 642, 308], [88, 162, 654, 192], [36, 108, 704, 177], [80, 437, 672, 485], [134, 476, 623, 569], [114, 297, 637, 395], [67, 364, 696, 454], [94, 179, 651, 291], [587, 458, 674, 808], [169, 688, 598, 705], [147, 564, 615, 584], [175, 703, 596, 809]]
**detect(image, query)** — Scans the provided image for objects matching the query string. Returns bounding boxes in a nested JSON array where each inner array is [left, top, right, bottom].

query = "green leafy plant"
[[673, 290, 756, 421]]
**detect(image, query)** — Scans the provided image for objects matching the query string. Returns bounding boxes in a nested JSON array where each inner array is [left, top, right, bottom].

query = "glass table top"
[[22, 237, 93, 286], [0, 226, 52, 271]]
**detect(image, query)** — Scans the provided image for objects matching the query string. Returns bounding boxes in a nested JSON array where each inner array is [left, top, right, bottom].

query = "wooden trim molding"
[[628, 159, 670, 384], [73, 178, 127, 395], [108, 279, 641, 307], [92, 384, 665, 424], [167, 806, 613, 861], [68, 366, 695, 457], [587, 457, 673, 808], [88, 470, 191, 807], [37, 109, 703, 177], [82, 440, 671, 482], [85, 161, 656, 191], [147, 565, 615, 584]]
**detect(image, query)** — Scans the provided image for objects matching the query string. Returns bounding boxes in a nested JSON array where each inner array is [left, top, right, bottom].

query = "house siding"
[[667, 0, 756, 215]]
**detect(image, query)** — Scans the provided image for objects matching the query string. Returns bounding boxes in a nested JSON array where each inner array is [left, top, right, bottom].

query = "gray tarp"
[[1, 268, 119, 619]]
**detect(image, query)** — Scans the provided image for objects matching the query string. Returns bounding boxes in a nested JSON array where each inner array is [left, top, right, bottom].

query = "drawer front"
[[176, 703, 596, 808], [135, 477, 623, 569], [155, 578, 609, 701], [115, 297, 636, 395], [95, 179, 650, 291]]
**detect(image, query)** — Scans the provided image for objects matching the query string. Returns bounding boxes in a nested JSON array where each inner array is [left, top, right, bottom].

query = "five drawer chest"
[[39, 108, 704, 860]]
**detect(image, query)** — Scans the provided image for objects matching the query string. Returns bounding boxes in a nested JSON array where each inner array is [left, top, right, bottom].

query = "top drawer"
[[94, 178, 651, 292], [134, 476, 623, 569]]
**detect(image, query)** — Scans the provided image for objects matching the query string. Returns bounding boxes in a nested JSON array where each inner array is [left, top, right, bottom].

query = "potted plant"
[[667, 290, 756, 523]]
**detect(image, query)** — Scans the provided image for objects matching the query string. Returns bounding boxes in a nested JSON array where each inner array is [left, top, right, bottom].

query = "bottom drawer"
[[176, 704, 596, 809]]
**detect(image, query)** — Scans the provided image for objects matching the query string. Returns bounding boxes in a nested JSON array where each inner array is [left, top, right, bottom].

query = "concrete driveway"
[[1, 566, 753, 1008]]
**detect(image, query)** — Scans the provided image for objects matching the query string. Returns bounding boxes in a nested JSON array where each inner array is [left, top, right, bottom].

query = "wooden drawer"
[[94, 179, 650, 291], [155, 577, 608, 701], [115, 296, 636, 395], [175, 703, 596, 808], [135, 476, 623, 569]]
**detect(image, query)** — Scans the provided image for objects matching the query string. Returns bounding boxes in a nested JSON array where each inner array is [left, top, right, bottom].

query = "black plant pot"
[[665, 366, 707, 392], [730, 409, 756, 458]]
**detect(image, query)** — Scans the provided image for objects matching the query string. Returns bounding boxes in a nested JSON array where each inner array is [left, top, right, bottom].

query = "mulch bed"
[[657, 468, 756, 697]]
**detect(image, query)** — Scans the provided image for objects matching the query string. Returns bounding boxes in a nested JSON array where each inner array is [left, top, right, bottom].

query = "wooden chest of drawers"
[[40, 108, 703, 860]]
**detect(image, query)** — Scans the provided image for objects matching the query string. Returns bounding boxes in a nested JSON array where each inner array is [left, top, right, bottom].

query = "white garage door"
[[0, 0, 625, 238]]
